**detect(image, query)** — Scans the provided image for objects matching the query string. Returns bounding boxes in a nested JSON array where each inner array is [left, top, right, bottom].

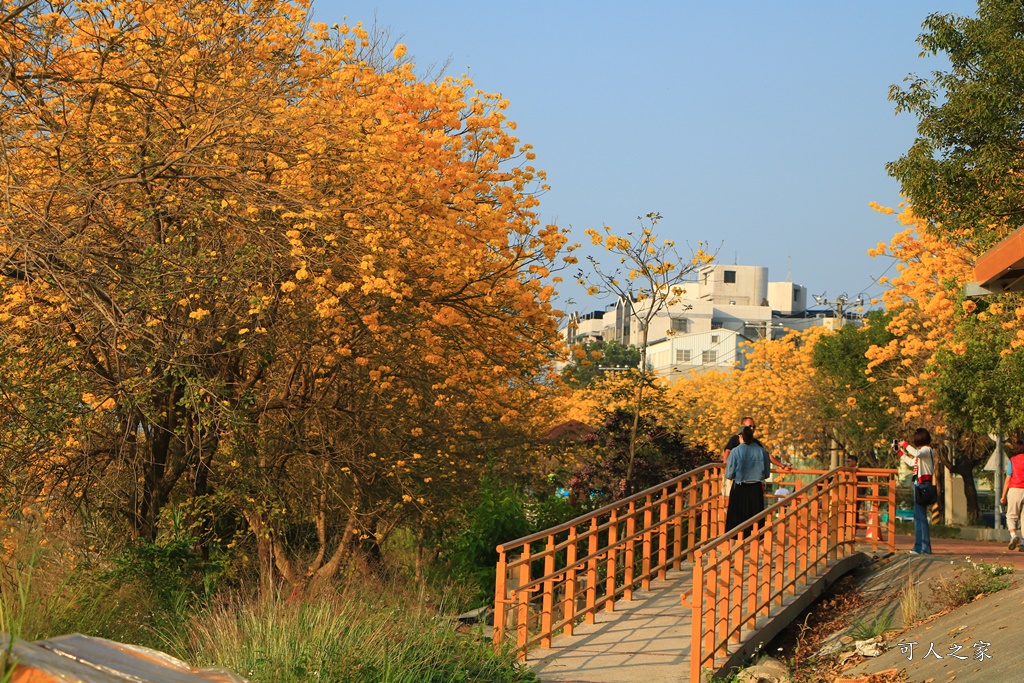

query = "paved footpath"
[[892, 532, 1024, 570], [843, 543, 1024, 683], [528, 566, 694, 683]]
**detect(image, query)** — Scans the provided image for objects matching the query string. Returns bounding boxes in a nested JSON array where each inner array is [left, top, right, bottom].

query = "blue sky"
[[313, 1, 979, 313]]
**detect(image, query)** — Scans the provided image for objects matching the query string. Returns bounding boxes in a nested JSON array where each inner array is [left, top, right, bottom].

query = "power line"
[[811, 292, 863, 328]]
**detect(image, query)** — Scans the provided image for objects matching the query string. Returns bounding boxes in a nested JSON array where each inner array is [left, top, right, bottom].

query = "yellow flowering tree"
[[0, 0, 570, 593], [575, 212, 712, 492], [865, 203, 1011, 519], [666, 330, 829, 463]]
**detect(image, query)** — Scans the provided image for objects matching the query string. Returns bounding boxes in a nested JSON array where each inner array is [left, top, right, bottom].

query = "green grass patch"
[[932, 558, 1015, 609], [848, 607, 895, 640], [181, 585, 535, 683]]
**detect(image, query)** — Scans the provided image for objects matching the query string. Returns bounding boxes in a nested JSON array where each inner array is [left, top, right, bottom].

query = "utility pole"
[[741, 320, 781, 340], [812, 292, 863, 328]]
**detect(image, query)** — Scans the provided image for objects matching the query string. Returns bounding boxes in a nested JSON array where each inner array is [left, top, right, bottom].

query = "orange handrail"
[[493, 464, 898, 677], [493, 463, 726, 657], [686, 467, 896, 681], [769, 468, 898, 552]]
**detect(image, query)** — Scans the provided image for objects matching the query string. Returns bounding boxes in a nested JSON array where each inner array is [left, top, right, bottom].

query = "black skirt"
[[726, 482, 765, 534]]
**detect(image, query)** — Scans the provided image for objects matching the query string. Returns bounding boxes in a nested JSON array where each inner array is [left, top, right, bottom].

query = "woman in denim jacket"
[[725, 425, 771, 534]]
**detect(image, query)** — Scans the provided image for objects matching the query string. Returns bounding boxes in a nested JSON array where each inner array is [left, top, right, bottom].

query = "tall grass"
[[183, 584, 535, 683], [0, 542, 184, 648], [2, 513, 537, 683], [899, 575, 923, 625]]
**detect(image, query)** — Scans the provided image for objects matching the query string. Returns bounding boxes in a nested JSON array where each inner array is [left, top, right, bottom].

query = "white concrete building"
[[562, 262, 855, 377], [645, 328, 746, 380], [565, 309, 608, 346]]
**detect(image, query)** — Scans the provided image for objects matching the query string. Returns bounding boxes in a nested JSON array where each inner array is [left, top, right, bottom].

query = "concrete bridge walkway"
[[494, 466, 897, 683], [528, 548, 875, 683]]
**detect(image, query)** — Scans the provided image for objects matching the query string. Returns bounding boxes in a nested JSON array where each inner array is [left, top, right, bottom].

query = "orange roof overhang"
[[973, 226, 1024, 293]]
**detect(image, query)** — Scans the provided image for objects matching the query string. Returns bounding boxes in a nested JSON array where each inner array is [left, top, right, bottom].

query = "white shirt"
[[901, 444, 935, 478]]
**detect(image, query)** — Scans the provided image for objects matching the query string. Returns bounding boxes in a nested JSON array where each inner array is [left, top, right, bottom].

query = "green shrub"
[[848, 607, 894, 640], [932, 558, 1014, 609], [109, 537, 218, 609], [443, 477, 534, 607], [183, 585, 536, 683]]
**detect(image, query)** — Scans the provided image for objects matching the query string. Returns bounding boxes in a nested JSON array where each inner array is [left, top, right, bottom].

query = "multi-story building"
[[562, 263, 854, 379], [564, 309, 608, 346]]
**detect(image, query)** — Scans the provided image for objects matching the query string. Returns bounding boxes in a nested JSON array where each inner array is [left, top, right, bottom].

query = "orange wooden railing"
[[770, 467, 897, 551], [492, 464, 898, 675], [686, 467, 896, 682], [492, 463, 726, 657]]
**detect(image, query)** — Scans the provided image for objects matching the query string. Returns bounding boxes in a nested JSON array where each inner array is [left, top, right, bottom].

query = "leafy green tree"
[[811, 311, 897, 464], [886, 1, 1024, 520], [930, 319, 1017, 522], [934, 312, 1023, 433], [562, 340, 641, 388], [888, 0, 1024, 248], [564, 408, 712, 506]]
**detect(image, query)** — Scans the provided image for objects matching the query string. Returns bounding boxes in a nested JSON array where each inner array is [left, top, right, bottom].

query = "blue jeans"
[[913, 484, 932, 554]]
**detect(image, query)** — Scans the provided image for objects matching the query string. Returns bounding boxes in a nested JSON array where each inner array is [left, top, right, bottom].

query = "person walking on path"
[[1000, 438, 1024, 552], [725, 425, 771, 534], [898, 428, 935, 555]]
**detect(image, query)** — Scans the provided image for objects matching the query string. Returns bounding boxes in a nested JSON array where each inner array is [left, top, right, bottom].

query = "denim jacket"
[[726, 443, 770, 483]]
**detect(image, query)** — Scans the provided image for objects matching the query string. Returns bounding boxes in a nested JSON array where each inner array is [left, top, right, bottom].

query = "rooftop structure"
[[561, 262, 860, 377]]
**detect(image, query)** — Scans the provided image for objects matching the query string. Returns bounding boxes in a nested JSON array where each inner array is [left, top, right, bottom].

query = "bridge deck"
[[529, 550, 874, 683], [528, 565, 695, 683]]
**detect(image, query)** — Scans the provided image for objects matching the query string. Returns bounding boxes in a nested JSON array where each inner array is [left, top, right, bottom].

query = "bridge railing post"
[[658, 488, 669, 580], [516, 545, 531, 655], [624, 501, 636, 600], [493, 548, 508, 648], [809, 493, 820, 572], [686, 482, 697, 561], [563, 526, 577, 637], [540, 535, 555, 647], [688, 548, 704, 683], [641, 494, 653, 590], [884, 473, 892, 552], [585, 517, 598, 624], [605, 509, 618, 613], [673, 481, 684, 569]]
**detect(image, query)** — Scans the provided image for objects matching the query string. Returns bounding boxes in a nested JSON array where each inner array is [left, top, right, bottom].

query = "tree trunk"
[[624, 323, 650, 495], [950, 457, 981, 525], [624, 379, 644, 494], [243, 509, 277, 598]]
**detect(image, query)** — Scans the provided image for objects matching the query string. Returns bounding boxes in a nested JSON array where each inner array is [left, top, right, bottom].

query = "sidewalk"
[[842, 577, 1024, 683], [893, 532, 1024, 569]]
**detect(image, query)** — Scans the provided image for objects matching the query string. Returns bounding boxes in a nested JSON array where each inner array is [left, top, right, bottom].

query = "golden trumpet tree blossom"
[[574, 212, 713, 491], [0, 0, 568, 592], [864, 204, 976, 425], [666, 329, 828, 460]]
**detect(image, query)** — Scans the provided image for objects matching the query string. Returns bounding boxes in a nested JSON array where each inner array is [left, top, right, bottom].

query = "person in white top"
[[898, 428, 935, 555]]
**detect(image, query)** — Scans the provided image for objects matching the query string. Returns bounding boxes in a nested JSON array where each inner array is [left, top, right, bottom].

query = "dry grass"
[[898, 574, 923, 625]]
